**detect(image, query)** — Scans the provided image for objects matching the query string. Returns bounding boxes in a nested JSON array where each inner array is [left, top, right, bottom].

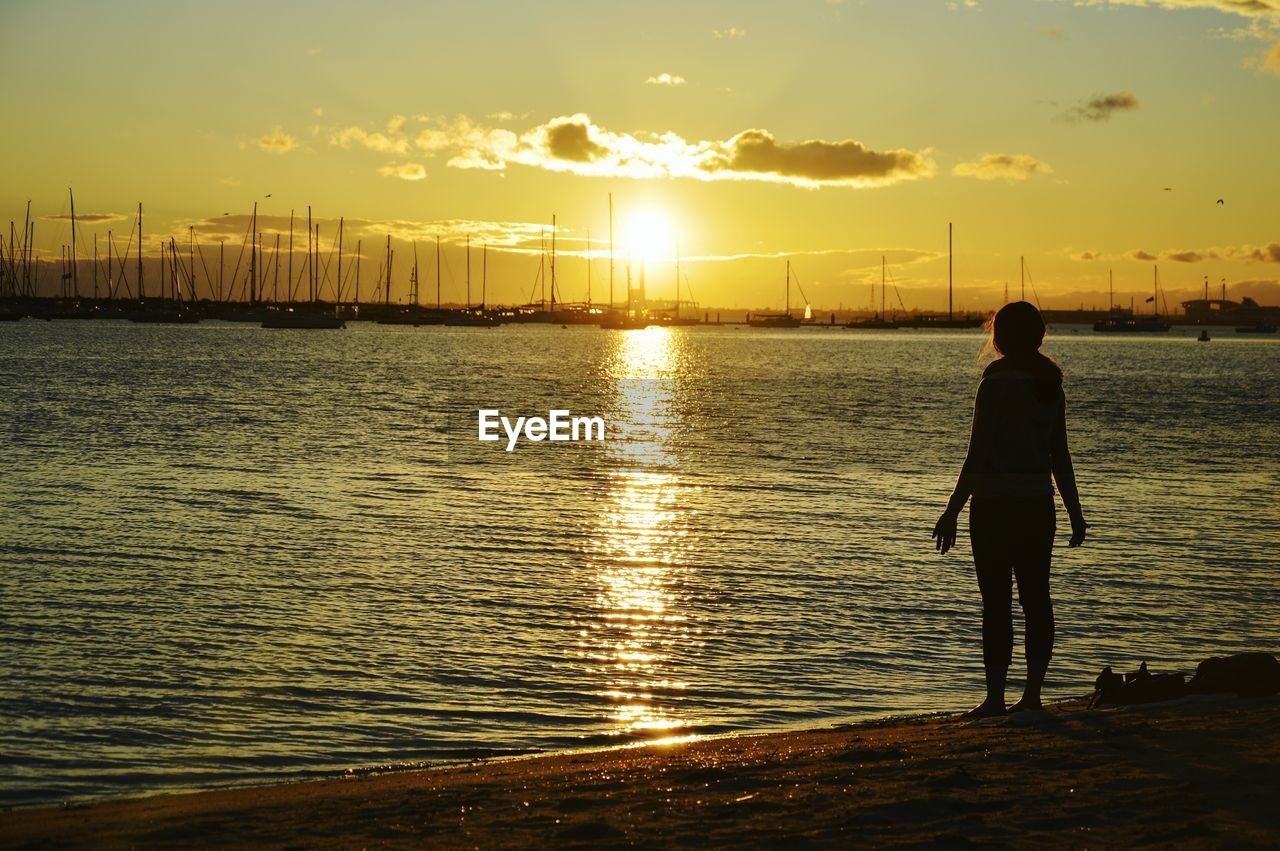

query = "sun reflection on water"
[[580, 327, 701, 739]]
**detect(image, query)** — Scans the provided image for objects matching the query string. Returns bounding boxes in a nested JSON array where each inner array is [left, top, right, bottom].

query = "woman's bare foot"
[[1008, 696, 1044, 713], [960, 697, 1007, 719]]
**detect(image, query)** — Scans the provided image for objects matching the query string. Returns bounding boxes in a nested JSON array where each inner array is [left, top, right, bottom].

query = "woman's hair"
[[980, 301, 1063, 400]]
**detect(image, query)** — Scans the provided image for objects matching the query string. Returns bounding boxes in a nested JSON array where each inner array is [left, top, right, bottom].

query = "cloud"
[[646, 73, 686, 86], [1126, 243, 1280, 263], [952, 153, 1053, 180], [713, 26, 746, 38], [1166, 249, 1219, 262], [409, 113, 935, 188], [684, 247, 941, 265], [1265, 40, 1280, 73], [42, 212, 127, 224], [1035, 25, 1065, 38], [946, 0, 980, 9], [1064, 90, 1141, 122], [218, 177, 241, 187], [1077, 1, 1279, 18], [330, 125, 410, 154], [179, 213, 574, 258], [715, 129, 933, 185], [377, 162, 427, 181], [1241, 242, 1280, 262], [257, 128, 296, 153], [1074, 250, 1101, 260]]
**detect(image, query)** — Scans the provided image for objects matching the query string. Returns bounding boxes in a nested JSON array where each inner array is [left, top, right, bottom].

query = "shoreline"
[[5, 694, 1278, 849], [0, 705, 960, 813]]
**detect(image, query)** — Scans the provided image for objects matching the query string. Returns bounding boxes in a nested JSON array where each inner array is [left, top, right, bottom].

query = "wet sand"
[[4, 695, 1278, 849]]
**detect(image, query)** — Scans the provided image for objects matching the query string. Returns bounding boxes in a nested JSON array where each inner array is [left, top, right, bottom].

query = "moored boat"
[[846, 256, 900, 329], [748, 260, 804, 328], [261, 308, 344, 329]]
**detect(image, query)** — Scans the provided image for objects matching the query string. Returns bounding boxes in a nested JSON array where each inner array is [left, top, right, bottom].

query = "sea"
[[1, 320, 1277, 805]]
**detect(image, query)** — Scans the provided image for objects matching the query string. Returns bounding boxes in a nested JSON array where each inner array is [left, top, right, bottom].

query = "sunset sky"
[[2, 0, 1277, 311]]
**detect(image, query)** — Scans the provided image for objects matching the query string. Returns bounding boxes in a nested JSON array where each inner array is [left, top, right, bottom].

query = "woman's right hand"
[[1068, 512, 1088, 548], [932, 510, 959, 555]]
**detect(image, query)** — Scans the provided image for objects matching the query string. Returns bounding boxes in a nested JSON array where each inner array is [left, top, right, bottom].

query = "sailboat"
[[597, 259, 650, 329], [900, 223, 983, 329], [655, 246, 700, 326], [262, 208, 343, 329], [445, 239, 501, 326], [747, 260, 803, 328], [128, 201, 200, 324], [1093, 267, 1170, 332], [846, 255, 899, 329]]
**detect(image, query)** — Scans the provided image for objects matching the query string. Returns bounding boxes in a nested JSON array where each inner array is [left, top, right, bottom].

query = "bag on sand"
[[1090, 661, 1187, 707], [1090, 652, 1280, 708], [1187, 652, 1280, 698]]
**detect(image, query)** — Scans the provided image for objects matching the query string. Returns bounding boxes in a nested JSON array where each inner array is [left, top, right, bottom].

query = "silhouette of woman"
[[932, 302, 1087, 718]]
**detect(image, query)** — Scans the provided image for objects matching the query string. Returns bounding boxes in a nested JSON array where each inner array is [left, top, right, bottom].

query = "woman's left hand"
[[932, 510, 959, 555], [1068, 512, 1088, 548]]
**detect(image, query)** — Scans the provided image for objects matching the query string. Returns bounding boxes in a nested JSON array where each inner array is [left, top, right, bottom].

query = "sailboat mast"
[[137, 202, 144, 301], [337, 218, 344, 304], [881, 255, 886, 319], [384, 233, 391, 307], [785, 259, 790, 315], [482, 242, 487, 308], [1020, 255, 1025, 302], [466, 235, 471, 309], [1109, 268, 1113, 311], [412, 241, 419, 306], [608, 194, 614, 309], [306, 207, 313, 303], [69, 188, 78, 298], [93, 233, 99, 300], [273, 234, 280, 302], [675, 243, 680, 318], [550, 214, 557, 311], [355, 239, 361, 304], [435, 234, 441, 309], [250, 202, 258, 304], [948, 222, 954, 322], [287, 211, 293, 304], [586, 228, 591, 309]]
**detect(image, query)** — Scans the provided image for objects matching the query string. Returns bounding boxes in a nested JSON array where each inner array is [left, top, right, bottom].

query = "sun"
[[625, 210, 674, 263]]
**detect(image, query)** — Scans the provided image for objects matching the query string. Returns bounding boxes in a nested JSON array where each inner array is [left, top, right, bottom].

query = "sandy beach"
[[5, 694, 1277, 849]]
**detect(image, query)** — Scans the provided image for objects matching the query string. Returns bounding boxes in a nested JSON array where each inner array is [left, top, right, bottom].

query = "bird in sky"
[[1163, 187, 1172, 191], [1216, 199, 1225, 205], [265, 193, 272, 198]]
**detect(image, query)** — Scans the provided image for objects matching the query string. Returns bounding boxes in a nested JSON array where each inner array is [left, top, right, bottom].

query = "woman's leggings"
[[969, 496, 1056, 669]]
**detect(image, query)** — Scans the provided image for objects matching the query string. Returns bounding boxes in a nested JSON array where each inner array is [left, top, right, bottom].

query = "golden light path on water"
[[581, 326, 699, 742]]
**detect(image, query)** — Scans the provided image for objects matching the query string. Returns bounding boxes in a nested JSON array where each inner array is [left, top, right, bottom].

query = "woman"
[[932, 301, 1087, 718]]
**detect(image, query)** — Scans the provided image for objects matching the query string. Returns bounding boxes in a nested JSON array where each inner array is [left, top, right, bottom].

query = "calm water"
[[1, 321, 1277, 805]]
